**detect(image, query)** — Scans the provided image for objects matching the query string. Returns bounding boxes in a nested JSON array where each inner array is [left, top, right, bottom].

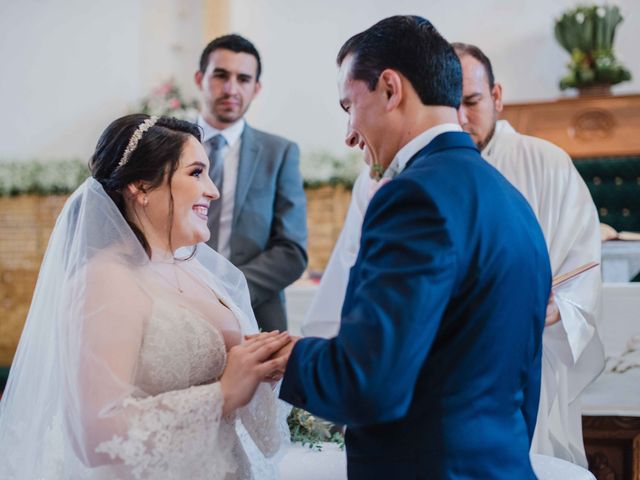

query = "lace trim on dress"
[[95, 383, 230, 480]]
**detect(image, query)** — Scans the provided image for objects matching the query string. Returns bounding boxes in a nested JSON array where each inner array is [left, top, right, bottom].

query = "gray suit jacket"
[[207, 124, 307, 331]]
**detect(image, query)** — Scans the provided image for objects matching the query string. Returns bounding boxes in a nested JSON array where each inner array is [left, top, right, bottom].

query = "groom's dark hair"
[[337, 15, 461, 108]]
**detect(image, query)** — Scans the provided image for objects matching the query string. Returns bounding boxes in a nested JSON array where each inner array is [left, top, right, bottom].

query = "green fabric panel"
[[0, 366, 10, 393], [573, 156, 640, 232]]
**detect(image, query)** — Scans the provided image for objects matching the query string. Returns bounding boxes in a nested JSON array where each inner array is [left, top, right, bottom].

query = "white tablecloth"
[[278, 444, 594, 479], [601, 241, 640, 282], [279, 443, 346, 480], [531, 454, 595, 480], [581, 283, 640, 416], [582, 369, 640, 416]]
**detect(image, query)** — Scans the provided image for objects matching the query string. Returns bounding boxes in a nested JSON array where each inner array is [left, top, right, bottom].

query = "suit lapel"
[[233, 124, 261, 226]]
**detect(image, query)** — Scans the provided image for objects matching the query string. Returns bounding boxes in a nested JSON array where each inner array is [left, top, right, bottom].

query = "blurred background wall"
[[1, 0, 638, 160]]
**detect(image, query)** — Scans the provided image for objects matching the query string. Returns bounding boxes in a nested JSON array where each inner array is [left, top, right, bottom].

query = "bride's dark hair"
[[89, 114, 202, 256]]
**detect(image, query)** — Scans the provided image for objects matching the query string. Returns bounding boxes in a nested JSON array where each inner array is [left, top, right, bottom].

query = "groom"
[[279, 16, 551, 479]]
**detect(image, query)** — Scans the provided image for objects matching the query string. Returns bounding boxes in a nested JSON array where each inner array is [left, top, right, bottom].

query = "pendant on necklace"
[[173, 268, 184, 294]]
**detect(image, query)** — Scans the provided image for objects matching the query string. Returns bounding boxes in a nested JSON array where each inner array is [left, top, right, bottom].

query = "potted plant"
[[555, 4, 632, 95]]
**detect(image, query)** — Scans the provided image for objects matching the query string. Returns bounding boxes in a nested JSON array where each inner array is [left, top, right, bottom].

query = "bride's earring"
[[143, 196, 149, 206]]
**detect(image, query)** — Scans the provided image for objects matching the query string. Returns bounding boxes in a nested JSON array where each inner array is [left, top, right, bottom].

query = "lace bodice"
[[90, 295, 282, 480], [134, 298, 227, 395]]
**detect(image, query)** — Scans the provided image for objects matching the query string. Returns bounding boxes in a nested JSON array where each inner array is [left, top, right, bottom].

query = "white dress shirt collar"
[[384, 123, 462, 179], [197, 115, 245, 148]]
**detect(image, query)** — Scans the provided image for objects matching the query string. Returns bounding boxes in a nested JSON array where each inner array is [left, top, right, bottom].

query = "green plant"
[[287, 407, 345, 451], [555, 4, 632, 90]]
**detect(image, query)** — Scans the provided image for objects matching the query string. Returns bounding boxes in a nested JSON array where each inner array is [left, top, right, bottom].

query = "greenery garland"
[[0, 151, 361, 196], [299, 150, 362, 189], [0, 159, 89, 196]]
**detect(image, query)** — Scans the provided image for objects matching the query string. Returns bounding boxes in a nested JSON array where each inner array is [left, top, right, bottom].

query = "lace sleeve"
[[235, 383, 291, 480], [94, 383, 231, 479], [238, 383, 289, 458], [64, 258, 233, 479]]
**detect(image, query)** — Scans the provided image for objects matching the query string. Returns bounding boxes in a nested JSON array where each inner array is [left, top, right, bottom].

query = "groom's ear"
[[378, 69, 403, 112]]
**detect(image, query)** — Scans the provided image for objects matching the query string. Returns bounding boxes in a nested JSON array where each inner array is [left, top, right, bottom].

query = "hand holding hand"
[[544, 291, 561, 327], [220, 331, 291, 415], [267, 335, 301, 378], [243, 333, 301, 382]]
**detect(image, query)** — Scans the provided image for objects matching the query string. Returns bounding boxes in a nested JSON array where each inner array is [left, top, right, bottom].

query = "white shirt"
[[197, 116, 245, 259]]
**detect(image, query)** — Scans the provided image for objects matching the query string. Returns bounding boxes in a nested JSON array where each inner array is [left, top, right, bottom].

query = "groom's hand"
[[245, 333, 300, 381], [269, 335, 301, 369], [220, 331, 291, 414]]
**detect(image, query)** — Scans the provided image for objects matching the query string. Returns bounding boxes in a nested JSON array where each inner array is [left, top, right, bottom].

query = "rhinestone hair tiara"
[[117, 116, 159, 169]]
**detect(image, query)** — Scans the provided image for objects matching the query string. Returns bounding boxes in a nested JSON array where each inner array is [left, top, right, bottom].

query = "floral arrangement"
[[0, 150, 362, 195], [138, 79, 199, 120], [287, 407, 344, 450], [554, 4, 632, 91], [0, 159, 88, 196], [300, 150, 363, 189], [607, 334, 640, 374]]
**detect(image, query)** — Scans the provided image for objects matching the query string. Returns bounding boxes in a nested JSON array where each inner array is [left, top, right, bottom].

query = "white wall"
[[1, 0, 638, 161], [0, 0, 204, 160], [229, 0, 640, 157]]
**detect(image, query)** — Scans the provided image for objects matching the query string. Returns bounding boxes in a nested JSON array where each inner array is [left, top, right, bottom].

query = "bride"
[[0, 114, 291, 479]]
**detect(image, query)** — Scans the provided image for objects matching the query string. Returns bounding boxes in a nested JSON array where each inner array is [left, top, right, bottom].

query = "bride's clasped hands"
[[221, 330, 292, 415]]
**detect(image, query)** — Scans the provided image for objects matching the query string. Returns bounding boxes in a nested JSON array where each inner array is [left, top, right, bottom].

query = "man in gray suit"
[[194, 34, 307, 331]]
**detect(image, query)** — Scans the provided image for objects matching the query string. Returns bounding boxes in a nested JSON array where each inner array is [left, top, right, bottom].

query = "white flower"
[[300, 151, 362, 186], [627, 334, 640, 351], [0, 159, 87, 196]]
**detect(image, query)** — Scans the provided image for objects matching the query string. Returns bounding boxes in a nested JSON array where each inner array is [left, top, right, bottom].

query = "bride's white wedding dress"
[[0, 179, 287, 480], [88, 284, 283, 479], [14, 256, 286, 480]]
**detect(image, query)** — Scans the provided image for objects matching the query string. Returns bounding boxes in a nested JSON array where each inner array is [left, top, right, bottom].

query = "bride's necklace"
[[150, 255, 184, 294]]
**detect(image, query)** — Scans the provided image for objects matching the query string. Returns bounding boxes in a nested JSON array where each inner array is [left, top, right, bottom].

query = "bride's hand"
[[220, 331, 291, 415]]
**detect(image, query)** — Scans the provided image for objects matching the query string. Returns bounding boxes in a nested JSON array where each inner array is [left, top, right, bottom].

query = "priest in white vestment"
[[302, 42, 603, 468]]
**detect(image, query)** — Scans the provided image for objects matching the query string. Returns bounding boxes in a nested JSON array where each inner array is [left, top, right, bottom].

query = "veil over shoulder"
[[0, 178, 288, 479]]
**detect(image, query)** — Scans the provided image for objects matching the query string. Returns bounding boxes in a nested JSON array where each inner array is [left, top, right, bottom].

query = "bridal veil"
[[0, 178, 285, 479]]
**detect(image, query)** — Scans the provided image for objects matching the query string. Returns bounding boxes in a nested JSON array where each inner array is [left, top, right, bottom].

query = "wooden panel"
[[0, 195, 66, 365], [501, 94, 640, 158], [583, 415, 640, 479], [305, 186, 352, 272]]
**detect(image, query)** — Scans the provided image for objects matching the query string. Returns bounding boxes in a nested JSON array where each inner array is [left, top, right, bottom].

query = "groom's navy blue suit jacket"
[[280, 132, 551, 479]]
